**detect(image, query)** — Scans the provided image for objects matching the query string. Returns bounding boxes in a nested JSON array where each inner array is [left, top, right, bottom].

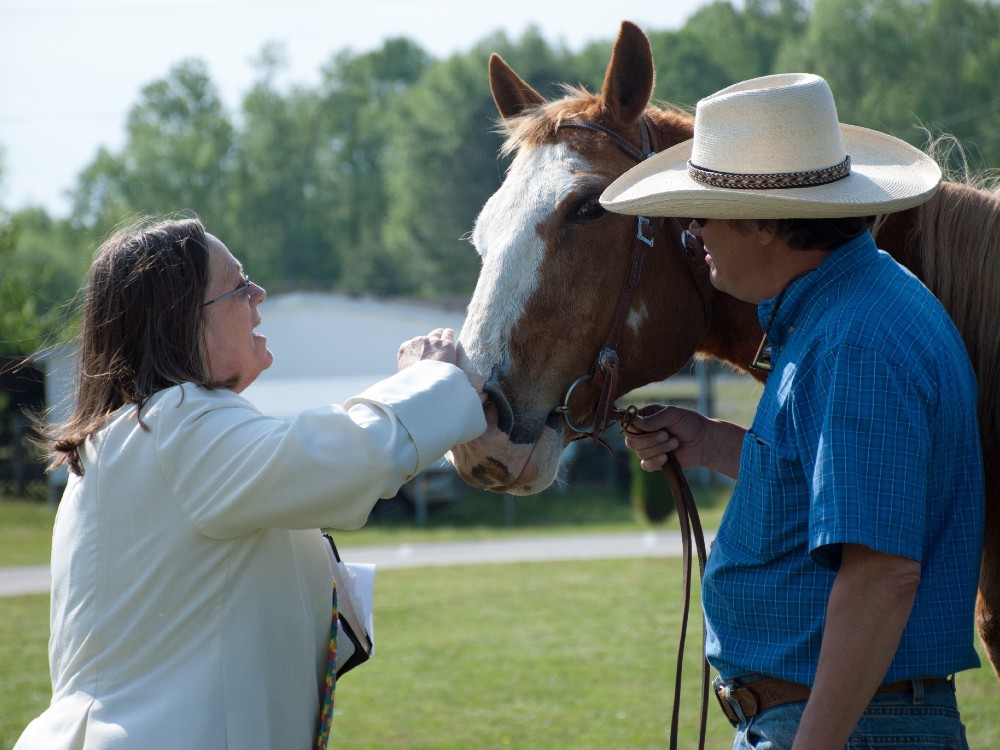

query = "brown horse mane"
[[901, 177, 1000, 460]]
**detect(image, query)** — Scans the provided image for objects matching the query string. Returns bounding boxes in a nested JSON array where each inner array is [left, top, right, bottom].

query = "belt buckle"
[[713, 676, 759, 728], [713, 677, 740, 727]]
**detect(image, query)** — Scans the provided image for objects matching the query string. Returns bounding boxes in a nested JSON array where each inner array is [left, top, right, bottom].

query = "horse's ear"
[[600, 21, 655, 126], [489, 53, 546, 119]]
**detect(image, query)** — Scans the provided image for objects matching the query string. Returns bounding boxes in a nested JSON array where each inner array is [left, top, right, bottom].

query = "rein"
[[554, 115, 711, 750]]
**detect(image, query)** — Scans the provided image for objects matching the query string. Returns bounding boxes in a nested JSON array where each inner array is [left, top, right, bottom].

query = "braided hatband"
[[687, 155, 851, 190]]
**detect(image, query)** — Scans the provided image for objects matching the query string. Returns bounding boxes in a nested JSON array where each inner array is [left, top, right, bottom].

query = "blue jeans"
[[729, 679, 969, 749]]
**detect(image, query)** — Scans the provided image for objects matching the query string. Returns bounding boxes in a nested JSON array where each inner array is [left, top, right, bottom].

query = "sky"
[[0, 0, 716, 218]]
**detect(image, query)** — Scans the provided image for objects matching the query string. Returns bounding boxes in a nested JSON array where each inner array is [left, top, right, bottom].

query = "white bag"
[[324, 534, 375, 677]]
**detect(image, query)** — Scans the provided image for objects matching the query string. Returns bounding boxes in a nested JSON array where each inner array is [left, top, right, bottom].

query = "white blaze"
[[460, 141, 590, 383]]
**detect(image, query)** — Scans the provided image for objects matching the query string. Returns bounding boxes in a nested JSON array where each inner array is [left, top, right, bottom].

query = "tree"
[[0, 207, 84, 355], [69, 147, 131, 240], [381, 50, 494, 299], [382, 30, 580, 301], [29, 0, 998, 312], [649, 0, 807, 106], [228, 43, 336, 288], [777, 0, 1000, 170], [314, 38, 433, 295], [71, 60, 235, 234], [906, 0, 1000, 172]]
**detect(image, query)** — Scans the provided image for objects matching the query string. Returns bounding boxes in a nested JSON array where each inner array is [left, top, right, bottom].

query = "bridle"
[[552, 116, 714, 442], [552, 114, 712, 750]]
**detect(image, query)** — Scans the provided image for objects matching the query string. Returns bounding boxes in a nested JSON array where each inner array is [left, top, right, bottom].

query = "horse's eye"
[[569, 197, 607, 223]]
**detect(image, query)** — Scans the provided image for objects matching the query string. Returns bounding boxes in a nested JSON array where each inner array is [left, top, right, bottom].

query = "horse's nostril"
[[483, 377, 514, 436]]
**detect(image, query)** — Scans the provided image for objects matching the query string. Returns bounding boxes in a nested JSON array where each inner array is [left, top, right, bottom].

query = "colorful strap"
[[315, 582, 338, 749]]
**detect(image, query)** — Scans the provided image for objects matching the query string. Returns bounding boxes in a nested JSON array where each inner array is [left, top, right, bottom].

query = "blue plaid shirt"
[[704, 232, 984, 684]]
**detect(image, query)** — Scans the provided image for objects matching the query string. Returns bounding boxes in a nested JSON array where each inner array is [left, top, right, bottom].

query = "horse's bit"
[[552, 114, 711, 750]]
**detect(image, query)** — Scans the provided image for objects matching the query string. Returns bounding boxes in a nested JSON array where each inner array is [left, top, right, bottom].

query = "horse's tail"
[[911, 175, 1000, 678]]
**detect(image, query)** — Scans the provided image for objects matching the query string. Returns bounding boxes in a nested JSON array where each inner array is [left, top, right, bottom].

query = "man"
[[601, 74, 984, 749]]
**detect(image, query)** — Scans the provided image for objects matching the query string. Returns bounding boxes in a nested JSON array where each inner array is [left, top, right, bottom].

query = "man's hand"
[[624, 404, 745, 480]]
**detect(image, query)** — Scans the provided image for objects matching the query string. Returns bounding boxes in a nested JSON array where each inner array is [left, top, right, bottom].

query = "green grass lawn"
[[3, 560, 997, 748], [3, 366, 994, 749], [0, 475, 735, 567], [0, 496, 57, 567]]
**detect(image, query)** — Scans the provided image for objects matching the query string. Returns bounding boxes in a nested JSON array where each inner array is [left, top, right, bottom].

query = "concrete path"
[[0, 530, 714, 597], [0, 565, 50, 597], [339, 530, 714, 568]]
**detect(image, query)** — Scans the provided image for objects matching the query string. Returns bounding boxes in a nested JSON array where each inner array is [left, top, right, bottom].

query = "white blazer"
[[15, 360, 486, 749]]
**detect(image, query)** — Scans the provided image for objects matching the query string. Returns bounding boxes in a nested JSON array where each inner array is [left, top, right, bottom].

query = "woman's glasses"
[[203, 274, 252, 307]]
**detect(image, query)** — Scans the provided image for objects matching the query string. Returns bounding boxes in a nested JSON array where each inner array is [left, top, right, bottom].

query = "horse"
[[449, 20, 1000, 678]]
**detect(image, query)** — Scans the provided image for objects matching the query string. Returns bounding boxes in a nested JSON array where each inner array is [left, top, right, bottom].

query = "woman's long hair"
[[46, 216, 235, 475]]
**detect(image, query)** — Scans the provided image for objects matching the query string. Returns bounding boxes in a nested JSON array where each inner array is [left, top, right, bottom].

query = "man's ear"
[[754, 221, 778, 246]]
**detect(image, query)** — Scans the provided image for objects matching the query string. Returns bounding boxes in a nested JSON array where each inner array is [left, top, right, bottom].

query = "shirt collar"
[[757, 232, 878, 344]]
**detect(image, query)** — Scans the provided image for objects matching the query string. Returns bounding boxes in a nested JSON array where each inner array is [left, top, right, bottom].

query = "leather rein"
[[552, 114, 711, 750]]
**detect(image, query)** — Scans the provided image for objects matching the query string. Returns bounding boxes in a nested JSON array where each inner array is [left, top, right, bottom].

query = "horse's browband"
[[558, 117, 655, 162]]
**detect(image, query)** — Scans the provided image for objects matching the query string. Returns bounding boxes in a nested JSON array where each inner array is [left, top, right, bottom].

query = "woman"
[[15, 216, 486, 749]]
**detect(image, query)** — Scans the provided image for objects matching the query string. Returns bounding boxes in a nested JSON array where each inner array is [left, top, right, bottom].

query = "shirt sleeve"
[[804, 343, 932, 569], [153, 360, 486, 538]]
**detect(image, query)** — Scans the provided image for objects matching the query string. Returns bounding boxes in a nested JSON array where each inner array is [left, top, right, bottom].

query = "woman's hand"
[[398, 328, 458, 370]]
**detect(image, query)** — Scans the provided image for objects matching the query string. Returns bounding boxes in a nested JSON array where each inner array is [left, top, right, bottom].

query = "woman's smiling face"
[[201, 234, 272, 392]]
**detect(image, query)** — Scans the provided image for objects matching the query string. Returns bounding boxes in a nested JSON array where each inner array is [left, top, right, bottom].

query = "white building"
[[241, 292, 467, 416], [40, 293, 469, 506]]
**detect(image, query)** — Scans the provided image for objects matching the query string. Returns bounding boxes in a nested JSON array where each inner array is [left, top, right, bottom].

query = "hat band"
[[687, 155, 851, 190]]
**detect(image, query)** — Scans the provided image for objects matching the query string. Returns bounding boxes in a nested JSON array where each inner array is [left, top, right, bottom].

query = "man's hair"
[[45, 215, 235, 475], [762, 216, 877, 251]]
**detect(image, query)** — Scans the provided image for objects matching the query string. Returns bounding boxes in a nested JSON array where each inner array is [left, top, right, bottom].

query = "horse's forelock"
[[499, 92, 695, 161], [499, 86, 602, 159]]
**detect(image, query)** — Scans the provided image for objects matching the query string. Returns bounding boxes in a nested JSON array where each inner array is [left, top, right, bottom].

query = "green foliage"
[[647, 0, 808, 106], [1, 0, 998, 349], [382, 46, 505, 299], [0, 208, 84, 354], [319, 38, 433, 295], [777, 0, 1000, 173], [72, 59, 235, 235], [228, 44, 338, 288]]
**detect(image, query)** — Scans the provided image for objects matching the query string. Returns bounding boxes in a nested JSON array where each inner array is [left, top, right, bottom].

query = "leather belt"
[[714, 676, 950, 727]]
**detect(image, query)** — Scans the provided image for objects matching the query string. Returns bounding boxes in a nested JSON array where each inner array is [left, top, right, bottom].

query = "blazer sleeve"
[[154, 360, 486, 538]]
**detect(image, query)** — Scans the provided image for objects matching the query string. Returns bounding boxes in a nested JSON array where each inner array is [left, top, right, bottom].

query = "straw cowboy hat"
[[600, 73, 942, 219]]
